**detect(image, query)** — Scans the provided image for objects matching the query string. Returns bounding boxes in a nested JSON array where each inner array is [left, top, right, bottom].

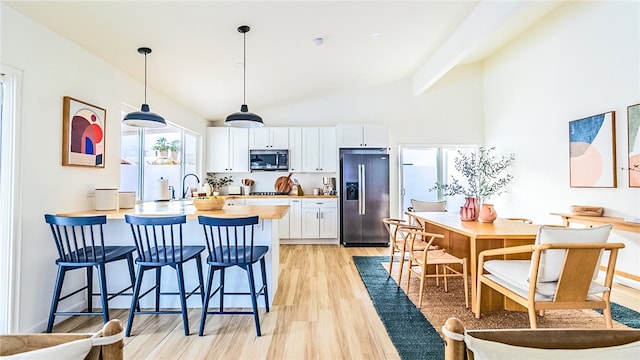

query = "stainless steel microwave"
[[250, 149, 289, 171]]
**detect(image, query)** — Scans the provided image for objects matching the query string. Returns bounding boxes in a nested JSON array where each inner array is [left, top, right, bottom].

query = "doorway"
[[399, 145, 476, 217], [0, 66, 22, 334]]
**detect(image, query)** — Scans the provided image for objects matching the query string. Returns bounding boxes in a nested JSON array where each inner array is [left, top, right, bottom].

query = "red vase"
[[459, 197, 479, 221]]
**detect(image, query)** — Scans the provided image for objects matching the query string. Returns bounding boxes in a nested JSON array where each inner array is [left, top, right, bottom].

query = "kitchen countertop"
[[228, 194, 338, 199], [59, 203, 290, 220]]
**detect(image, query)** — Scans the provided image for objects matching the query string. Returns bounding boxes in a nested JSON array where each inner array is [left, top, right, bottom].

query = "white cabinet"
[[249, 127, 289, 149], [302, 127, 337, 172], [288, 128, 303, 172], [206, 127, 249, 173], [244, 198, 290, 239], [336, 124, 388, 148], [289, 198, 302, 238], [300, 199, 337, 238]]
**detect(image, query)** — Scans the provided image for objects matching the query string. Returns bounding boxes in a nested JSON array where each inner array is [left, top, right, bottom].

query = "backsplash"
[[207, 171, 336, 196]]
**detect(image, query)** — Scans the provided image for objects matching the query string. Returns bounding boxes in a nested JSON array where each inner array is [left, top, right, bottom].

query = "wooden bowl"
[[193, 197, 225, 211], [570, 205, 603, 216]]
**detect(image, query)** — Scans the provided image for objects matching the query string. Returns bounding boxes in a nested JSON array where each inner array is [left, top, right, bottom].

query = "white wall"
[[483, 0, 640, 287], [258, 63, 485, 217], [1, 4, 209, 332]]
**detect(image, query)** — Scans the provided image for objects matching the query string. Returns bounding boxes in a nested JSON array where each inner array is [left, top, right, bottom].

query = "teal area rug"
[[354, 255, 640, 360], [353, 256, 444, 360]]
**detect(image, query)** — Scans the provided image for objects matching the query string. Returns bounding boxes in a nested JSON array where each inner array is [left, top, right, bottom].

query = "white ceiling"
[[5, 0, 563, 122]]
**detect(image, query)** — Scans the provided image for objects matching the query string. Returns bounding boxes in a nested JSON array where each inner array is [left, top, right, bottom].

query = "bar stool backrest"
[[45, 214, 108, 264], [125, 215, 188, 264], [199, 216, 260, 264]]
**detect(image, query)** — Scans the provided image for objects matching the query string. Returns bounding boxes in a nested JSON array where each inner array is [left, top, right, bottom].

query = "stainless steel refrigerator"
[[340, 151, 390, 246]]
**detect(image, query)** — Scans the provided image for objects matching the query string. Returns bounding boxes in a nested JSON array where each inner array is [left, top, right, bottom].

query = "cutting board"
[[274, 173, 293, 193]]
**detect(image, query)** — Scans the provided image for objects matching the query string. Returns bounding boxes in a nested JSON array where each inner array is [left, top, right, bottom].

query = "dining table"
[[406, 211, 539, 312]]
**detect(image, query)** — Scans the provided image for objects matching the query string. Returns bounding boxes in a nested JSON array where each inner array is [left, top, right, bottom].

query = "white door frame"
[[1, 64, 23, 334]]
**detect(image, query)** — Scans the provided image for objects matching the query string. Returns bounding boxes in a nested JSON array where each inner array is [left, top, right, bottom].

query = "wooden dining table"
[[406, 211, 539, 312]]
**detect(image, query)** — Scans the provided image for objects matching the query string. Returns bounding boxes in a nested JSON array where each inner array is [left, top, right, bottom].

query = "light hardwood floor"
[[51, 244, 639, 359], [52, 245, 399, 359]]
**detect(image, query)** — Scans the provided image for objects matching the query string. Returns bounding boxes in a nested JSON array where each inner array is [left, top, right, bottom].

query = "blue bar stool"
[[44, 214, 137, 332], [197, 215, 269, 336], [125, 214, 205, 336]]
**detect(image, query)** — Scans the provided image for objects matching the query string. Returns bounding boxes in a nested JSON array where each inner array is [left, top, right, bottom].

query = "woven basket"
[[193, 197, 225, 211]]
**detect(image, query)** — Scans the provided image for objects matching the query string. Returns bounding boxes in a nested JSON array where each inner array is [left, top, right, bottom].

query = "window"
[[120, 114, 200, 201], [400, 145, 476, 213]]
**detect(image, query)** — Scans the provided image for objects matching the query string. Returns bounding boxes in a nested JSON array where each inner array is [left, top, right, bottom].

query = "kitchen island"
[[58, 203, 289, 309]]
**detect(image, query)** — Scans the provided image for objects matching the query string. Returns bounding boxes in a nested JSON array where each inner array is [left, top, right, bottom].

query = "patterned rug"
[[354, 256, 639, 360]]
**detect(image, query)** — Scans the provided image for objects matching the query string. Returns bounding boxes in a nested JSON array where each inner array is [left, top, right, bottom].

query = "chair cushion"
[[464, 331, 640, 360], [533, 225, 612, 283], [483, 260, 609, 300], [410, 199, 446, 212]]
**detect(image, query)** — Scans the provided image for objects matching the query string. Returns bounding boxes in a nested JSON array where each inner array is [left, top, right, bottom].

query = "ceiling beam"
[[412, 0, 529, 96]]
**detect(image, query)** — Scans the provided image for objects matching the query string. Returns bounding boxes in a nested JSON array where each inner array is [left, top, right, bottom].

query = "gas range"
[[249, 192, 290, 196]]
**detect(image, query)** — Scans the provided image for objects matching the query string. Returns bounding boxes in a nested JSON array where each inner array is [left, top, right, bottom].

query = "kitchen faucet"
[[182, 173, 200, 199]]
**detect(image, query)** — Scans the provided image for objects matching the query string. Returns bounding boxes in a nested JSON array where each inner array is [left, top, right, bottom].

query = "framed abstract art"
[[62, 96, 106, 168], [569, 111, 616, 188], [628, 103, 640, 187]]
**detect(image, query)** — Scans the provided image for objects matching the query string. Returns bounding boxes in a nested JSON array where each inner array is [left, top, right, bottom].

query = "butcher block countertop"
[[59, 202, 290, 220], [230, 195, 338, 199]]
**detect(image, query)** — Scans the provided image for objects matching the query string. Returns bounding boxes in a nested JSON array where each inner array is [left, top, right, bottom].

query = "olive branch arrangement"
[[429, 147, 515, 203]]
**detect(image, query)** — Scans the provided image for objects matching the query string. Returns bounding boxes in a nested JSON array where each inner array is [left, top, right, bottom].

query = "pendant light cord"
[[144, 52, 148, 104], [243, 30, 246, 105]]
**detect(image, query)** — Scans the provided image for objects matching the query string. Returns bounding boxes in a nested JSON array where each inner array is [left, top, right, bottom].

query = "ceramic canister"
[[95, 188, 118, 210]]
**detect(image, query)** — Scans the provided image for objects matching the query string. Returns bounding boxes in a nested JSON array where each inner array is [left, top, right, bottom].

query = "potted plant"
[[429, 147, 515, 222], [169, 140, 181, 162], [152, 137, 170, 158], [205, 174, 233, 196]]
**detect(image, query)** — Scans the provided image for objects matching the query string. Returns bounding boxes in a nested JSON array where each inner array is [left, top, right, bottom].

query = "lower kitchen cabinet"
[[289, 198, 302, 238], [300, 199, 337, 238], [244, 198, 290, 239]]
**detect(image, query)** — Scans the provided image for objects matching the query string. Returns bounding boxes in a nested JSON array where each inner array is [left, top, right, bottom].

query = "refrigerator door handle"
[[362, 164, 366, 215], [357, 164, 363, 215]]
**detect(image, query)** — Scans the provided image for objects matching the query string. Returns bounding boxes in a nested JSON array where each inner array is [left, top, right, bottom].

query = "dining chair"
[[382, 218, 433, 286], [409, 199, 447, 212], [124, 214, 205, 336], [475, 224, 623, 328], [403, 227, 469, 308], [197, 215, 269, 336], [44, 214, 137, 333]]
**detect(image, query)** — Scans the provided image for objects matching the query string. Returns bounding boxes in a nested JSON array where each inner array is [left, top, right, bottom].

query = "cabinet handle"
[[316, 212, 319, 219]]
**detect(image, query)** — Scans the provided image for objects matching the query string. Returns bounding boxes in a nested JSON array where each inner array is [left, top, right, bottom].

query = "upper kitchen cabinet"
[[288, 127, 303, 172], [302, 127, 337, 173], [249, 127, 289, 149], [206, 127, 249, 173], [336, 124, 388, 148]]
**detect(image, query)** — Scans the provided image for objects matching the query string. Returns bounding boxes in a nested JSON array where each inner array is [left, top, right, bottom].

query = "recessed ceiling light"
[[313, 37, 324, 46], [371, 32, 381, 37]]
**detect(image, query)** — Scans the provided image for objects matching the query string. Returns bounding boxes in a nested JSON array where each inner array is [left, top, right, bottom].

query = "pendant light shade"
[[225, 25, 264, 128], [123, 47, 166, 128]]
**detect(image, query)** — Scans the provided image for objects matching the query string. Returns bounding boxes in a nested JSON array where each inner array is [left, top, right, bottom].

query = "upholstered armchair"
[[475, 224, 624, 328]]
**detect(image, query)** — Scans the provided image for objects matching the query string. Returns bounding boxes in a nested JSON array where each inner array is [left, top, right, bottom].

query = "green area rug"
[[353, 256, 444, 360], [354, 255, 640, 360]]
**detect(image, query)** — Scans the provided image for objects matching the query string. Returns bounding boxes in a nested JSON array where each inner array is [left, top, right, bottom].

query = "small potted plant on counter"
[[205, 174, 233, 196]]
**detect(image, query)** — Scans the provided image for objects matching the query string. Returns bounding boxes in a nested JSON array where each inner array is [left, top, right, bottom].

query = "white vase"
[[212, 191, 220, 197], [203, 183, 212, 196]]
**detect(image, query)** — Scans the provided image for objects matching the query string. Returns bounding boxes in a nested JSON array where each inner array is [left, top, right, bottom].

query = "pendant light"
[[225, 25, 264, 128], [123, 47, 166, 128]]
